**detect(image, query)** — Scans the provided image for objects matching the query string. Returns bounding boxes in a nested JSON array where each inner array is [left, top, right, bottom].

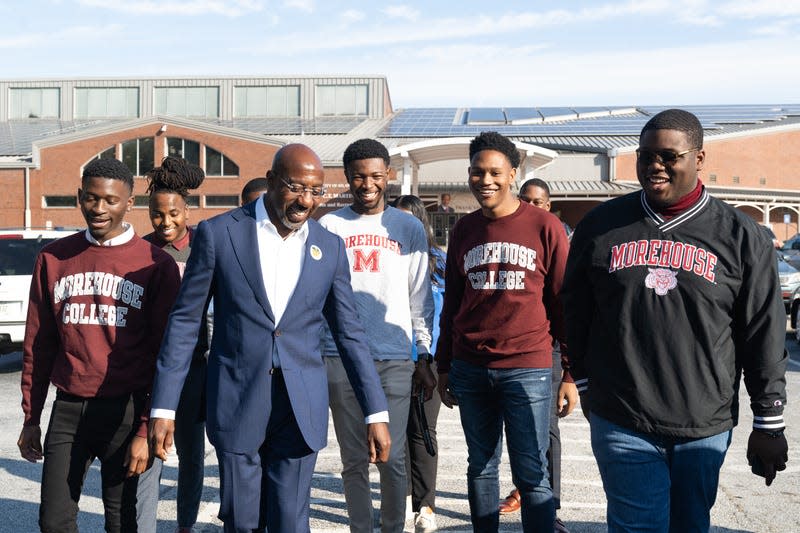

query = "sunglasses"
[[279, 177, 325, 198], [635, 148, 698, 166]]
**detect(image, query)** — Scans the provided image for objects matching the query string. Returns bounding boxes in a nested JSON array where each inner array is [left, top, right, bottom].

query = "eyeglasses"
[[636, 148, 698, 166], [279, 177, 325, 198]]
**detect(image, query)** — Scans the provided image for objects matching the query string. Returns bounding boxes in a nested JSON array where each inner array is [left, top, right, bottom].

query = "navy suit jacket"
[[151, 202, 387, 453]]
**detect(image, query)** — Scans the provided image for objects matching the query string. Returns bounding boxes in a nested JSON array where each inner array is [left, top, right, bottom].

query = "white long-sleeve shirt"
[[319, 206, 434, 359]]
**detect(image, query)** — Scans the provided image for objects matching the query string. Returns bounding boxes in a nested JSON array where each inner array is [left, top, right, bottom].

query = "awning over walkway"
[[388, 138, 558, 195]]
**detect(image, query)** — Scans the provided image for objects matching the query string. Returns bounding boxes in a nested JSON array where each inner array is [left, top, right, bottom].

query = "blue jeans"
[[449, 360, 554, 532], [590, 413, 732, 533]]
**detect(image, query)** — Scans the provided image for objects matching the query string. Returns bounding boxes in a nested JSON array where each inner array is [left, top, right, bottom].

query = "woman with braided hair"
[[143, 156, 205, 274], [137, 156, 208, 533]]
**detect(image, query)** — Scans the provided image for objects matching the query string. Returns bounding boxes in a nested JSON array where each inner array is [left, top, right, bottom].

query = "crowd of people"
[[17, 109, 788, 533]]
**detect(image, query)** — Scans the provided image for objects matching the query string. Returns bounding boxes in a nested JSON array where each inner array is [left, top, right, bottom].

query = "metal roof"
[[2, 104, 800, 158], [0, 119, 123, 156]]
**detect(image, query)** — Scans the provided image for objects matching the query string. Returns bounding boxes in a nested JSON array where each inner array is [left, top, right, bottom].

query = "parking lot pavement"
[[1, 336, 798, 532]]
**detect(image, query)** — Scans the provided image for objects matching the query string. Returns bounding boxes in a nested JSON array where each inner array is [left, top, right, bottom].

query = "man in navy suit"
[[149, 144, 391, 533]]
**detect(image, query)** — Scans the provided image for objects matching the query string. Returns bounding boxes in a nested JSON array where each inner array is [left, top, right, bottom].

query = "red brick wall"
[[613, 128, 800, 237], [615, 128, 800, 190], [0, 125, 359, 231], [0, 168, 27, 228], [26, 124, 281, 232]]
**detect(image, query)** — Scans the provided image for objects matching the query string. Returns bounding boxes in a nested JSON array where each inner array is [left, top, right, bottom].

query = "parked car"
[[780, 255, 800, 314], [0, 228, 78, 354], [780, 232, 800, 265], [779, 255, 800, 346]]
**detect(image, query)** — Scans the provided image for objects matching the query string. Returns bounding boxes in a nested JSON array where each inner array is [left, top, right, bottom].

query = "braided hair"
[[145, 156, 205, 198]]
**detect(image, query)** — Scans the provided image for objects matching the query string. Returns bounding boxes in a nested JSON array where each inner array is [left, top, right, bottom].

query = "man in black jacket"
[[562, 109, 788, 532]]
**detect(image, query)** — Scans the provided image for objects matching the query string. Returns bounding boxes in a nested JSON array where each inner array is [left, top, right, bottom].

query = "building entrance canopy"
[[388, 137, 557, 195]]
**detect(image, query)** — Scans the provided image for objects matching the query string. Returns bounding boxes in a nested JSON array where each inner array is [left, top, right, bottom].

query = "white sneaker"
[[414, 506, 437, 532]]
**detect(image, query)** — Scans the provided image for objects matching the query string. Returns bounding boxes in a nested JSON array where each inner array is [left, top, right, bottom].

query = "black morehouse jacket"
[[562, 189, 787, 439]]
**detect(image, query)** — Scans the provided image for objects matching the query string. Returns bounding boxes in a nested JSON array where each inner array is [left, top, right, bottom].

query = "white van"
[[0, 228, 79, 354]]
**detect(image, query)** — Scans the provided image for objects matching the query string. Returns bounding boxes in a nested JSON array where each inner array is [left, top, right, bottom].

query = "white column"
[[401, 151, 414, 195]]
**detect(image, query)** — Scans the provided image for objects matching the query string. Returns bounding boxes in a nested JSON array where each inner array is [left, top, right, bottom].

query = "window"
[[759, 177, 766, 185], [155, 87, 219, 117], [43, 195, 77, 208], [205, 146, 239, 176], [733, 175, 740, 184], [10, 88, 60, 119], [98, 146, 116, 159], [121, 138, 155, 176], [205, 195, 239, 208], [75, 88, 138, 118], [234, 86, 300, 117], [185, 195, 200, 207], [315, 85, 368, 116], [166, 138, 200, 165], [709, 173, 717, 183]]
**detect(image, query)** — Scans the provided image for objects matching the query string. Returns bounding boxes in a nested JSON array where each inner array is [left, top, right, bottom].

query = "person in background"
[[241, 177, 269, 206], [392, 194, 445, 533], [18, 158, 181, 532], [517, 179, 573, 240], [320, 139, 434, 533], [149, 144, 390, 533], [437, 193, 454, 213], [436, 132, 571, 532], [498, 178, 578, 533], [562, 109, 788, 531], [138, 156, 207, 533]]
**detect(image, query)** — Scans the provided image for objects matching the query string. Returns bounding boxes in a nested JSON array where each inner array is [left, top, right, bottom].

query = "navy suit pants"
[[217, 371, 317, 533]]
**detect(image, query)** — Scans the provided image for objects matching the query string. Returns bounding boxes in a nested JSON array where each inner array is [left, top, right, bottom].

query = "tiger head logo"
[[644, 268, 678, 296]]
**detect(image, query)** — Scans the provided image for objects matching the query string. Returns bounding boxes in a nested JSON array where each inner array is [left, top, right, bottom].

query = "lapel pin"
[[310, 245, 323, 261]]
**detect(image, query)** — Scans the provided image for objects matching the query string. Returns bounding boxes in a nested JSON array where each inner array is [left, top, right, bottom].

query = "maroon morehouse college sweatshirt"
[[20, 232, 181, 437], [436, 201, 572, 380]]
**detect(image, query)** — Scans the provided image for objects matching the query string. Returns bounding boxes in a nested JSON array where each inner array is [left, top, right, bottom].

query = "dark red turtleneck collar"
[[657, 179, 704, 219]]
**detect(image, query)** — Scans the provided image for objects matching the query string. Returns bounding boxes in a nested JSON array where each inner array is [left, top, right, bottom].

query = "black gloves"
[[746, 429, 788, 486]]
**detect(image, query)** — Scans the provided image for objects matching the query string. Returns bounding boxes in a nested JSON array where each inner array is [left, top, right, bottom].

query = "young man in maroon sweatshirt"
[[436, 132, 572, 532], [18, 158, 181, 533]]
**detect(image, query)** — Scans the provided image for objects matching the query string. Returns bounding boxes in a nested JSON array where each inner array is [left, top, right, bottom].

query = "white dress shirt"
[[254, 194, 306, 325], [84, 222, 134, 246]]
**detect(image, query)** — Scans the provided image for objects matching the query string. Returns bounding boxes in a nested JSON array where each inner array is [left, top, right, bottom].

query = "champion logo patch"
[[645, 268, 678, 295]]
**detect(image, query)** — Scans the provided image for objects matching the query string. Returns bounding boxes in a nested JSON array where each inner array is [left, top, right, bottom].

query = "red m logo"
[[353, 249, 380, 272]]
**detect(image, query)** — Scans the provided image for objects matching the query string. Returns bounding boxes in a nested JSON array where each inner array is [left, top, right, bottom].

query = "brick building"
[[0, 76, 798, 239]]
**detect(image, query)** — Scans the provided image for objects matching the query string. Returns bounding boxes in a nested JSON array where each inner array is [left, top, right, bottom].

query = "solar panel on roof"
[[538, 107, 578, 121], [466, 108, 506, 124], [380, 105, 799, 138], [504, 108, 542, 122]]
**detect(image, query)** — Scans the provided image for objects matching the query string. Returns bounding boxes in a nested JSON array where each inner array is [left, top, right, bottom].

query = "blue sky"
[[3, 0, 800, 108]]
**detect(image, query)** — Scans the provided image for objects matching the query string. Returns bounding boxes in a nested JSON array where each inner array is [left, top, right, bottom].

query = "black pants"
[[406, 373, 442, 512], [40, 390, 141, 533]]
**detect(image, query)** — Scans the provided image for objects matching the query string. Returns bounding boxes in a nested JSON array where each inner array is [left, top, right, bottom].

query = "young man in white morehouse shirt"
[[320, 138, 434, 533]]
